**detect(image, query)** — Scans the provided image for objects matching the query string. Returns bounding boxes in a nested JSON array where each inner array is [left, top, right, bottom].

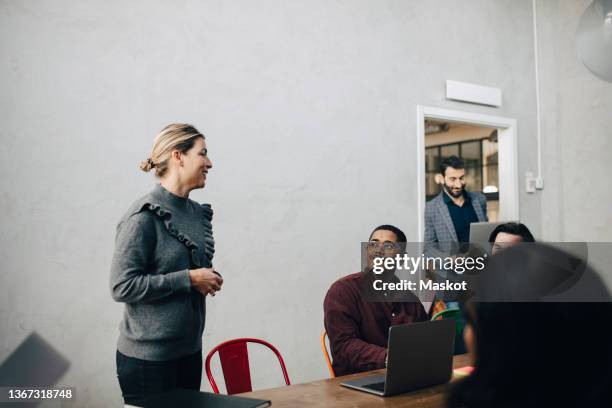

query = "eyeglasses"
[[367, 241, 400, 251]]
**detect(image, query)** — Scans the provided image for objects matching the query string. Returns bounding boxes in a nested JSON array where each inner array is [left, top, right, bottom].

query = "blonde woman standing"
[[110, 124, 222, 405]]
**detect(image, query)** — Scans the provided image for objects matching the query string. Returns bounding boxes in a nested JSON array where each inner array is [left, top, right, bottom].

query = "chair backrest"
[[431, 308, 466, 355], [320, 330, 335, 378], [205, 338, 290, 395]]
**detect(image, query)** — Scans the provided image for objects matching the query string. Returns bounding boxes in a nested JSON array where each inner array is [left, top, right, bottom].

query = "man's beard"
[[444, 183, 465, 198]]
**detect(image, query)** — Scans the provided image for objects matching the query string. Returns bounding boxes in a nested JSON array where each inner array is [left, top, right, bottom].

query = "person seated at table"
[[447, 243, 612, 408], [489, 221, 535, 254], [323, 225, 428, 376]]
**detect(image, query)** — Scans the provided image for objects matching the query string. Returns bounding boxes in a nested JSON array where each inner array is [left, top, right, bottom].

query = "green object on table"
[[431, 308, 465, 355]]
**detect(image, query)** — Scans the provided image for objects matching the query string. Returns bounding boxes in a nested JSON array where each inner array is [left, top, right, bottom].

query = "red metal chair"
[[205, 338, 291, 395]]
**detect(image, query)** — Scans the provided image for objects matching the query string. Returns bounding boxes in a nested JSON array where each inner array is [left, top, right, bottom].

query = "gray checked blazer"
[[424, 191, 488, 258]]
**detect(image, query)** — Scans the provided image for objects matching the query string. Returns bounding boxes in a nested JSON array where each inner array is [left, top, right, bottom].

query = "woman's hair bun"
[[139, 158, 156, 172]]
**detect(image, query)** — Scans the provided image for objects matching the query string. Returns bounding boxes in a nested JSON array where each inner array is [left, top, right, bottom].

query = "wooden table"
[[240, 354, 471, 407]]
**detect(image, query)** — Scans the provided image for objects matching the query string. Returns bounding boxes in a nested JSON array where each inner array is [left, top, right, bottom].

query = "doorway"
[[416, 106, 519, 240]]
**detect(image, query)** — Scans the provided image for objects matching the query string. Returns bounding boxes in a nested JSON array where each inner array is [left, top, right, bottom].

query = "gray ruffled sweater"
[[110, 184, 214, 361]]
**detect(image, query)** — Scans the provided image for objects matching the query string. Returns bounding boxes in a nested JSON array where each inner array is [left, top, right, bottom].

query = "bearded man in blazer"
[[424, 155, 488, 270]]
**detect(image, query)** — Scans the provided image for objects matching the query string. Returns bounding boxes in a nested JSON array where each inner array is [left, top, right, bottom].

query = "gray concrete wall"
[[537, 0, 612, 241], [0, 0, 610, 406]]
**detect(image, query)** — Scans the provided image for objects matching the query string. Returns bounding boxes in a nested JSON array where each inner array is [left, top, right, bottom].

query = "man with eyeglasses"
[[323, 225, 428, 376]]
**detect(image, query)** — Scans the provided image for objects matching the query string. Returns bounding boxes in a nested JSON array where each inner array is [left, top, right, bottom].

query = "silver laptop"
[[469, 221, 516, 246], [340, 319, 455, 397]]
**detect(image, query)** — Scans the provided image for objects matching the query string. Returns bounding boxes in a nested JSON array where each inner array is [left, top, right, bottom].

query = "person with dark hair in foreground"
[[323, 225, 427, 376], [447, 244, 612, 408], [489, 221, 535, 254]]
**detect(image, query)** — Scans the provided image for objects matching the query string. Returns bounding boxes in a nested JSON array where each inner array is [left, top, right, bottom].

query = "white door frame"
[[416, 105, 520, 240]]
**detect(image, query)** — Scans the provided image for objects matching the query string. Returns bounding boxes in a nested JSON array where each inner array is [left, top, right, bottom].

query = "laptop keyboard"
[[364, 381, 385, 392]]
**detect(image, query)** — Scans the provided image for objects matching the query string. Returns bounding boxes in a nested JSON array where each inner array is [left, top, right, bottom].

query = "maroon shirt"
[[323, 272, 428, 376]]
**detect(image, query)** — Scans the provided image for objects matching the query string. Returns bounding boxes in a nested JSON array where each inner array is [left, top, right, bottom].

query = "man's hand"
[[189, 268, 223, 296]]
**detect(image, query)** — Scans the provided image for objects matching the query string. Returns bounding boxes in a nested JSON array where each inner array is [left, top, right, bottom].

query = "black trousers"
[[116, 350, 202, 405]]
